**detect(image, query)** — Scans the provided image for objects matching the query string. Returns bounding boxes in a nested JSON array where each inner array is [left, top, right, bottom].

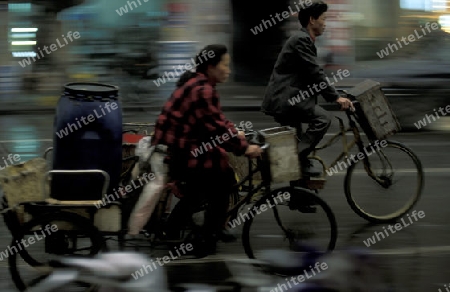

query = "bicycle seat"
[[54, 252, 154, 282]]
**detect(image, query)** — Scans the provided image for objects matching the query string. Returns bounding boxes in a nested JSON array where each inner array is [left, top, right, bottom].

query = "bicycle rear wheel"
[[344, 140, 424, 223], [9, 211, 104, 291], [242, 187, 337, 260]]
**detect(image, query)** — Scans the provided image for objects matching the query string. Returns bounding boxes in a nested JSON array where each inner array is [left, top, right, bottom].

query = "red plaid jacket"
[[151, 73, 249, 173]]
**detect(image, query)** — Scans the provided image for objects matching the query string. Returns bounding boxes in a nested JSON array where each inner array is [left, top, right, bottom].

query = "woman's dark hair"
[[298, 0, 328, 28], [176, 44, 228, 87]]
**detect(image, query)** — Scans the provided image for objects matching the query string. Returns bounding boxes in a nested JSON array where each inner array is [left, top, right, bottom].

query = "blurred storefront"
[[351, 0, 449, 60]]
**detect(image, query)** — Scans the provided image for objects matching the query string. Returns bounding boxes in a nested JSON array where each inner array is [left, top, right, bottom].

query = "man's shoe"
[[301, 159, 322, 177]]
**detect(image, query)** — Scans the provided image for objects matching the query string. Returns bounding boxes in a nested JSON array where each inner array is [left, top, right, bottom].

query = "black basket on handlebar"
[[346, 79, 401, 141]]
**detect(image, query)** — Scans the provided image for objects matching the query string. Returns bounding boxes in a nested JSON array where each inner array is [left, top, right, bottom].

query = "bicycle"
[[301, 99, 424, 223], [229, 129, 338, 260], [240, 84, 424, 258], [1, 124, 338, 291], [122, 128, 338, 260]]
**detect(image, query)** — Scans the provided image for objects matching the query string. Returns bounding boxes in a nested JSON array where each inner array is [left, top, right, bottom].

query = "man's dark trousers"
[[274, 105, 331, 160]]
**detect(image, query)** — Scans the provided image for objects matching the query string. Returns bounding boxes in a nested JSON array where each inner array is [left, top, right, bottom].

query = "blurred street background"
[[0, 0, 450, 291], [0, 0, 449, 129]]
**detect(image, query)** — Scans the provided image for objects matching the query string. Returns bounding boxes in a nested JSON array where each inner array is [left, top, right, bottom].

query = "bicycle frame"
[[309, 114, 361, 174], [308, 110, 388, 184]]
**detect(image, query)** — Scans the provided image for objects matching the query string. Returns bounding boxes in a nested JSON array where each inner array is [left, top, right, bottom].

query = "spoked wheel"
[[344, 140, 424, 223], [9, 211, 104, 291], [242, 187, 337, 260]]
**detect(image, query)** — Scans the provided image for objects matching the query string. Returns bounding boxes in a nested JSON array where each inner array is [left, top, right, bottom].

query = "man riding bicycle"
[[261, 0, 353, 176]]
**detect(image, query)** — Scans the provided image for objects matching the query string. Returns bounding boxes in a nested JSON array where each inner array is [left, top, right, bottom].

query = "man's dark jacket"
[[261, 27, 339, 116]]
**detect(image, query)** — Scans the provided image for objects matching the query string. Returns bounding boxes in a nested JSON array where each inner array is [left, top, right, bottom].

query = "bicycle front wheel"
[[242, 187, 337, 260], [344, 140, 424, 223]]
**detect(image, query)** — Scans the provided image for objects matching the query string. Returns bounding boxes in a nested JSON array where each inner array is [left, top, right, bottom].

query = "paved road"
[[0, 112, 449, 291]]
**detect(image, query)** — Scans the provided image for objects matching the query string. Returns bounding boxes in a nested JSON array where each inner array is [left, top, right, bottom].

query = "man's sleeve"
[[295, 37, 339, 102], [194, 86, 249, 155]]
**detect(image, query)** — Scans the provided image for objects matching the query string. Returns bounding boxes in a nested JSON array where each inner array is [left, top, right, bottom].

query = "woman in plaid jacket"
[[130, 44, 262, 256]]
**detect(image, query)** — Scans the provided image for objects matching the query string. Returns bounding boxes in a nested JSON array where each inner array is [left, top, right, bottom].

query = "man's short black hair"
[[298, 0, 328, 28]]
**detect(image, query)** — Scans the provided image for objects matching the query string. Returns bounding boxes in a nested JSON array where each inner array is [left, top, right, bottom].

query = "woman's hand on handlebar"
[[238, 130, 245, 138], [245, 145, 263, 158]]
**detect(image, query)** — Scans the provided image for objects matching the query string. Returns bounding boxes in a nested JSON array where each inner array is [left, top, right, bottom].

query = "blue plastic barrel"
[[52, 83, 122, 200]]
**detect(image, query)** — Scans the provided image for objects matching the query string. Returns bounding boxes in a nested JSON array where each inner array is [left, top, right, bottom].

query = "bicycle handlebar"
[[245, 130, 269, 151], [347, 100, 359, 114]]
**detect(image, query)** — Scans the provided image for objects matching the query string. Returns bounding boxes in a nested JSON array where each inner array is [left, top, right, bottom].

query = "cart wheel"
[[9, 211, 104, 291]]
